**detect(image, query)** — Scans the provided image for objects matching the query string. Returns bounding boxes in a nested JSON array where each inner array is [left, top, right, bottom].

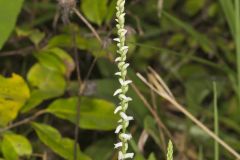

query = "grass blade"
[[219, 0, 235, 38], [235, 0, 240, 107], [198, 146, 203, 160], [213, 82, 219, 160]]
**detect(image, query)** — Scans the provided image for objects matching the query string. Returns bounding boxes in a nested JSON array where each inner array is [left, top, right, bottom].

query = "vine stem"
[[0, 110, 46, 133]]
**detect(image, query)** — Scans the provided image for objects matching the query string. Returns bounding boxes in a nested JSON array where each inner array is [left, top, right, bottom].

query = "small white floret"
[[115, 125, 123, 133], [124, 153, 134, 159], [114, 38, 120, 42], [120, 133, 132, 141], [120, 112, 133, 121], [119, 94, 132, 102], [114, 89, 122, 96], [120, 29, 127, 36], [121, 46, 128, 51], [114, 142, 123, 149], [119, 79, 132, 86], [114, 106, 122, 114], [115, 72, 121, 76], [122, 63, 129, 70], [115, 57, 121, 62], [123, 80, 132, 85]]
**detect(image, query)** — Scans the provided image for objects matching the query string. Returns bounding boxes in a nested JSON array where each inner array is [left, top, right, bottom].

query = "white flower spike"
[[113, 0, 134, 159]]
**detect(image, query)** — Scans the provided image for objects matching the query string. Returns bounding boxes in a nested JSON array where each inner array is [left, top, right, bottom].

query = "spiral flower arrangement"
[[113, 0, 134, 159]]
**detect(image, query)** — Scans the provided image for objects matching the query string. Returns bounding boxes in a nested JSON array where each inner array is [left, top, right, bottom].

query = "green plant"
[[113, 0, 134, 159], [167, 140, 173, 160], [1, 0, 240, 159]]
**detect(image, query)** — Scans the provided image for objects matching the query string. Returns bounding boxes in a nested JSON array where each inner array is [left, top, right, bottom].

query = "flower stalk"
[[113, 0, 134, 159]]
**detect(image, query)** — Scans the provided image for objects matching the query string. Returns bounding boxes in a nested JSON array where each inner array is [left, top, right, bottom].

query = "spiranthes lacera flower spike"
[[114, 0, 134, 159]]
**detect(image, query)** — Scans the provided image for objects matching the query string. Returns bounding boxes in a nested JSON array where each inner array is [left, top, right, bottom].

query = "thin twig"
[[0, 110, 46, 133], [72, 7, 101, 159], [71, 23, 98, 160], [73, 8, 102, 44], [0, 46, 34, 57], [72, 27, 83, 160], [71, 28, 98, 160], [73, 55, 98, 160]]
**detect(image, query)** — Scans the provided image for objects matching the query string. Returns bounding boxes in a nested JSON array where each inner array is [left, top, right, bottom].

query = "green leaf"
[[22, 48, 73, 112], [22, 64, 66, 112], [15, 27, 32, 37], [36, 47, 74, 77], [32, 123, 91, 160], [47, 35, 106, 57], [49, 48, 75, 77], [105, 0, 117, 23], [2, 133, 32, 160], [0, 74, 30, 126], [47, 97, 118, 130], [29, 29, 45, 47], [47, 34, 88, 50], [81, 0, 108, 25], [15, 28, 45, 46], [27, 63, 66, 94], [0, 0, 24, 49], [218, 0, 235, 38], [35, 51, 66, 74], [21, 90, 55, 113]]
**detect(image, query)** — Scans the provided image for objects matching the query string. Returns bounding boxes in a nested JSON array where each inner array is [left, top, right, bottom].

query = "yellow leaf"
[[0, 74, 30, 126]]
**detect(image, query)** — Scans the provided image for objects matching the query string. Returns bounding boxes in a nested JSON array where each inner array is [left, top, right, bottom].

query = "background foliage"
[[0, 0, 240, 159]]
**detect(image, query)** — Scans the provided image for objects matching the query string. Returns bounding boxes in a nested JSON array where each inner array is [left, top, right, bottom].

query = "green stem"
[[235, 0, 240, 108], [213, 82, 219, 160]]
